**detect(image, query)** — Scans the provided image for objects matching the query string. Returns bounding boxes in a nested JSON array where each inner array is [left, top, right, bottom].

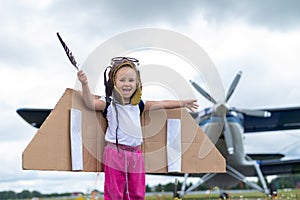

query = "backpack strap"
[[138, 100, 144, 115]]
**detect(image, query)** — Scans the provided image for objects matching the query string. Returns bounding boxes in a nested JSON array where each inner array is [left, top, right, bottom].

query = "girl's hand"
[[182, 99, 199, 112], [77, 70, 88, 86]]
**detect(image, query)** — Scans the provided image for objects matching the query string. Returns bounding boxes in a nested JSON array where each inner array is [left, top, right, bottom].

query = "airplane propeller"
[[225, 71, 242, 102], [231, 107, 271, 117], [190, 71, 271, 155], [223, 115, 234, 154], [189, 80, 217, 104]]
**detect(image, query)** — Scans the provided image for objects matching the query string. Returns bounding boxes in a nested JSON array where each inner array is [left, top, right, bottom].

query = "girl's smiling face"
[[114, 66, 137, 103]]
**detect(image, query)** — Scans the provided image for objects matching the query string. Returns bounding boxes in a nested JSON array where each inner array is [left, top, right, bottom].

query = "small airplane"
[[17, 71, 300, 199], [178, 71, 300, 198]]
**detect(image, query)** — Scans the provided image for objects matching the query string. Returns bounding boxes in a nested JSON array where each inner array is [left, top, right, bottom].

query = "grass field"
[[37, 189, 300, 200], [144, 189, 300, 199]]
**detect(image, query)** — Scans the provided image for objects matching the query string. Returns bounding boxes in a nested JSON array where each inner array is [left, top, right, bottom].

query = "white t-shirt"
[[100, 96, 143, 146]]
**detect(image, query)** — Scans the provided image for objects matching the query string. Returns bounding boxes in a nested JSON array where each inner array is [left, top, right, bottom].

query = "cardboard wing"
[[142, 108, 226, 173], [22, 88, 106, 172], [23, 88, 225, 173]]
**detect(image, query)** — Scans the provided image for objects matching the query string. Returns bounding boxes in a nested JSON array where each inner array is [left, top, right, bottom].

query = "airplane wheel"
[[219, 192, 229, 199], [269, 183, 277, 198], [173, 193, 181, 200]]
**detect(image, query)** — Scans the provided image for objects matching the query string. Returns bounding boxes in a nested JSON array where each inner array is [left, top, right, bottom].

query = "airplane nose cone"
[[213, 102, 229, 117]]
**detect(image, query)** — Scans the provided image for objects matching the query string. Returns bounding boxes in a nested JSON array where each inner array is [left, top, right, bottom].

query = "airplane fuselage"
[[200, 111, 258, 188]]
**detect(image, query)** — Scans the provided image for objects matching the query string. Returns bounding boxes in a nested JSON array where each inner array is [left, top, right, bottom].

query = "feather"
[[56, 32, 79, 70]]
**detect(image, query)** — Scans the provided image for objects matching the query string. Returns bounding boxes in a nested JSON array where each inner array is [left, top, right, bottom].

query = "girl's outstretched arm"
[[77, 70, 106, 111], [144, 99, 199, 112]]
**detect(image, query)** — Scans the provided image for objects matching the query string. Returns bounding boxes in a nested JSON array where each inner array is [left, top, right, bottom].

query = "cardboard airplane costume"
[[22, 88, 225, 173]]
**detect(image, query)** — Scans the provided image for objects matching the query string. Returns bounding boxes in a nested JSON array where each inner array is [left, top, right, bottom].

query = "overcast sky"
[[1, 0, 300, 194]]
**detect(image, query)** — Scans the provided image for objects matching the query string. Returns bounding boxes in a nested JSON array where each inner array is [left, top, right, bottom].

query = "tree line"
[[0, 190, 76, 199]]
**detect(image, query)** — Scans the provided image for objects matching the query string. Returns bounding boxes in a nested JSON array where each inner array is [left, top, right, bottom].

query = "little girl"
[[77, 57, 198, 200]]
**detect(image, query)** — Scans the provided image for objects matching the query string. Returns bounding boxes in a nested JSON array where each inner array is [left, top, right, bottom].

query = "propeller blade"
[[233, 108, 271, 117], [190, 80, 217, 104], [189, 112, 199, 119], [223, 116, 234, 154], [198, 116, 223, 159], [225, 71, 242, 102]]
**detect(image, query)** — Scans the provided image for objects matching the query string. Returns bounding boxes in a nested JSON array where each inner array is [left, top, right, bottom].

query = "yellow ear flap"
[[130, 82, 142, 105], [112, 86, 125, 105]]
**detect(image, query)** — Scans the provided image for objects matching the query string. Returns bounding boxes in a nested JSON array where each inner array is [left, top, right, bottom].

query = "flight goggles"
[[111, 57, 139, 66]]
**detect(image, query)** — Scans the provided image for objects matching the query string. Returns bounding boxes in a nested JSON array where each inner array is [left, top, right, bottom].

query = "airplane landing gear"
[[173, 178, 182, 200], [219, 192, 229, 199]]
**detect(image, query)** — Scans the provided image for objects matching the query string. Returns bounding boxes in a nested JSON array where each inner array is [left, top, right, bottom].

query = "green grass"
[[30, 189, 300, 200], [144, 189, 300, 200]]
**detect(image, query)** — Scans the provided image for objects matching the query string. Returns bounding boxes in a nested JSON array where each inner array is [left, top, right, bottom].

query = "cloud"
[[200, 0, 300, 30], [78, 0, 300, 31], [243, 0, 300, 30], [2, 0, 300, 71], [94, 0, 300, 31]]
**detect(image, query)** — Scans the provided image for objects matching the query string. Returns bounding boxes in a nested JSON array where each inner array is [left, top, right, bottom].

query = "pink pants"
[[103, 143, 145, 200]]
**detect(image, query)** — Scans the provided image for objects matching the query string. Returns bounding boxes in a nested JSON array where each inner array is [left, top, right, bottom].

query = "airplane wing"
[[243, 107, 300, 175], [19, 106, 300, 132], [244, 107, 300, 133], [16, 108, 52, 128], [259, 158, 300, 176]]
